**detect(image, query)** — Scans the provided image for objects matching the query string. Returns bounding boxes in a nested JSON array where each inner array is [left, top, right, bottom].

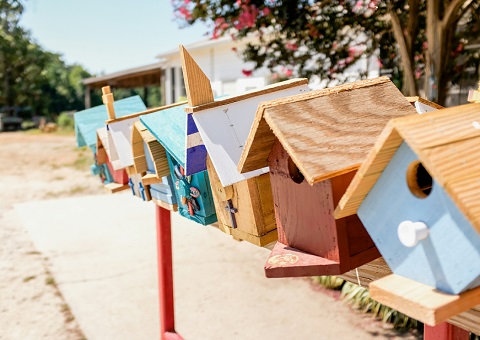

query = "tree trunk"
[[389, 10, 418, 96]]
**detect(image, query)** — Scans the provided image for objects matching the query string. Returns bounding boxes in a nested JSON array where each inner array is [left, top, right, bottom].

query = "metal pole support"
[[155, 205, 184, 340]]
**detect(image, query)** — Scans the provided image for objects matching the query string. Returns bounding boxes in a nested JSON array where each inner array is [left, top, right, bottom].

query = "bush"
[[57, 112, 74, 130]]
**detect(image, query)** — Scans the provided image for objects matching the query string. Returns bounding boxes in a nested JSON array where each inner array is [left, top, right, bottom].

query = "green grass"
[[23, 275, 36, 282]]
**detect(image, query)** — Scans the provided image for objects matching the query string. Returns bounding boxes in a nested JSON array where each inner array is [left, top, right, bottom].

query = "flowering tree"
[[172, 0, 479, 105]]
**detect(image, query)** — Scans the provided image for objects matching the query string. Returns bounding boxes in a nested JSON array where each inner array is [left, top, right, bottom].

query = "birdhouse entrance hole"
[[406, 161, 432, 198], [287, 157, 304, 184]]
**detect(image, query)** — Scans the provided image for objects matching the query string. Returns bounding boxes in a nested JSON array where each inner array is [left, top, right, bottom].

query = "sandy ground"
[[0, 131, 420, 339], [0, 131, 103, 339]]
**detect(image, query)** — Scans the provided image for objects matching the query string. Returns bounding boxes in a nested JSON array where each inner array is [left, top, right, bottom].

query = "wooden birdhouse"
[[95, 127, 129, 193], [238, 77, 417, 277], [179, 45, 310, 246], [138, 104, 217, 225], [73, 94, 146, 186], [334, 103, 480, 324], [406, 96, 444, 113], [130, 119, 177, 209]]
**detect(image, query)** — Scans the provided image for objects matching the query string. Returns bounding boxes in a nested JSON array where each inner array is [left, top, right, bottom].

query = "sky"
[[19, 0, 210, 75]]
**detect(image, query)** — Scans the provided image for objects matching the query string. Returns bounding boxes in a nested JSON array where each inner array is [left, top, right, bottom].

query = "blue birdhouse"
[[138, 104, 217, 226], [73, 95, 146, 191], [335, 103, 480, 295]]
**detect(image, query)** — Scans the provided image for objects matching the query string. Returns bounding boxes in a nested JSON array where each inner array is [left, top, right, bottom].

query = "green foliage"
[[0, 1, 94, 119], [173, 0, 480, 104], [57, 112, 74, 130], [341, 281, 419, 332], [312, 276, 345, 290]]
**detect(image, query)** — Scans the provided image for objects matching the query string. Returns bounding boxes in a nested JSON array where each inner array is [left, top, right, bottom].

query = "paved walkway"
[[15, 192, 405, 340]]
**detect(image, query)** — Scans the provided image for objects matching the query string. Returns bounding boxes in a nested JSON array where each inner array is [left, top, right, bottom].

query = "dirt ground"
[[0, 131, 103, 339], [0, 131, 420, 339]]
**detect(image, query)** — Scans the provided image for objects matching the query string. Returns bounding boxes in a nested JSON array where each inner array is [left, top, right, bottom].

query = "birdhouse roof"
[[140, 104, 188, 167], [74, 96, 146, 150], [238, 77, 417, 185], [131, 121, 170, 178], [335, 103, 480, 233]]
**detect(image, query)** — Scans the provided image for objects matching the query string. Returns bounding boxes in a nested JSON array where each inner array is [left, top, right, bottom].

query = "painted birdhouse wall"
[[143, 141, 177, 206], [207, 156, 277, 246], [265, 140, 377, 277], [358, 142, 480, 294], [139, 107, 217, 226], [168, 154, 217, 225]]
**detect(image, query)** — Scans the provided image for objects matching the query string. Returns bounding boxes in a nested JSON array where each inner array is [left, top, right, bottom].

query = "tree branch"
[[443, 0, 468, 29]]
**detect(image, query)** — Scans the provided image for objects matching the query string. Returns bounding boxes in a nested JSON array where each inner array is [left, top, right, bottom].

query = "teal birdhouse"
[[336, 103, 480, 295], [73, 95, 146, 191], [138, 104, 217, 226]]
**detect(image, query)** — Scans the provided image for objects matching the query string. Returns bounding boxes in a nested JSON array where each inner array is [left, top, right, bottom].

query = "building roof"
[[74, 96, 146, 149], [238, 77, 417, 185], [82, 62, 163, 89], [335, 103, 480, 233]]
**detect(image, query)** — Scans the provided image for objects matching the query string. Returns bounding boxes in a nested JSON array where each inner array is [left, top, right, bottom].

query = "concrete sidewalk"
[[15, 192, 394, 340]]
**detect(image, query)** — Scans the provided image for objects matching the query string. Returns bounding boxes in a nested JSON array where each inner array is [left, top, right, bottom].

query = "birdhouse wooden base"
[[104, 182, 130, 194], [207, 157, 277, 247], [369, 274, 480, 326], [264, 140, 379, 277]]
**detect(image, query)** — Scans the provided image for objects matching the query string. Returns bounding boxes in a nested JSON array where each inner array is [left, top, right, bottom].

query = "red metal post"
[[424, 322, 470, 340], [155, 205, 184, 340]]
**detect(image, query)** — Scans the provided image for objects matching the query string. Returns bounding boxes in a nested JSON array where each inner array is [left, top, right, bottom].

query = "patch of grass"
[[52, 175, 65, 181], [25, 251, 41, 255], [23, 275, 36, 282], [68, 186, 88, 195]]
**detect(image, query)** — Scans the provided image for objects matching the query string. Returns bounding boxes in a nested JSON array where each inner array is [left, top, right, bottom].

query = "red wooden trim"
[[155, 206, 184, 340], [424, 322, 469, 340]]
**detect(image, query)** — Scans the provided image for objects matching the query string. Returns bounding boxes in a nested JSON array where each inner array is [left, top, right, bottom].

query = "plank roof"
[[238, 77, 417, 185], [335, 103, 480, 233], [74, 96, 146, 149], [140, 104, 188, 166]]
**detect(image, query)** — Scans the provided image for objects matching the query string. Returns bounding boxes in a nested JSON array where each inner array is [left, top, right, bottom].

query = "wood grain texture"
[[185, 78, 309, 113], [338, 258, 480, 335], [152, 197, 178, 212], [192, 82, 309, 187], [206, 156, 277, 245], [238, 77, 416, 184], [104, 182, 129, 193], [133, 121, 170, 179], [424, 323, 469, 340], [335, 103, 480, 233], [179, 45, 214, 107], [369, 274, 480, 326], [406, 96, 445, 110], [95, 128, 108, 165], [266, 140, 379, 276], [131, 121, 148, 174], [105, 101, 187, 124]]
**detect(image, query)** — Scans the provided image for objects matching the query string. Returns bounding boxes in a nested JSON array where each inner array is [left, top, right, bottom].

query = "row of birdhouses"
[[74, 45, 480, 326], [179, 46, 480, 326]]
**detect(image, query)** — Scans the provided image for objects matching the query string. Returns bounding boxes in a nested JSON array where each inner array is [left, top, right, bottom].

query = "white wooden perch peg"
[[397, 220, 429, 247]]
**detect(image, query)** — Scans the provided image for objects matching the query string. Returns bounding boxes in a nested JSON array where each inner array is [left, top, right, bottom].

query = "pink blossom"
[[285, 42, 298, 51], [178, 6, 191, 19], [242, 69, 253, 77], [284, 69, 293, 77], [262, 7, 271, 16], [235, 5, 259, 30]]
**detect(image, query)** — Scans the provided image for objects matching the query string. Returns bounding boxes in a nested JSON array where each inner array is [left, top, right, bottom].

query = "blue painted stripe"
[[186, 114, 198, 135], [185, 145, 207, 176]]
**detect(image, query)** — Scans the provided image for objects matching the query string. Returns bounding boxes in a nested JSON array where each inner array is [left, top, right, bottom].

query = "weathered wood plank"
[[369, 274, 480, 326]]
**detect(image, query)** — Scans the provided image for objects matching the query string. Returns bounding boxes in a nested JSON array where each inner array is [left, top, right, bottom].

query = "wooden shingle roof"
[[335, 103, 480, 233], [238, 77, 417, 185]]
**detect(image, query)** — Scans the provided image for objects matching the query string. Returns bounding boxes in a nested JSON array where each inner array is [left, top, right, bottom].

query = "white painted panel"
[[106, 128, 121, 170], [96, 127, 112, 160], [108, 117, 139, 169], [414, 101, 438, 114], [193, 84, 310, 186]]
